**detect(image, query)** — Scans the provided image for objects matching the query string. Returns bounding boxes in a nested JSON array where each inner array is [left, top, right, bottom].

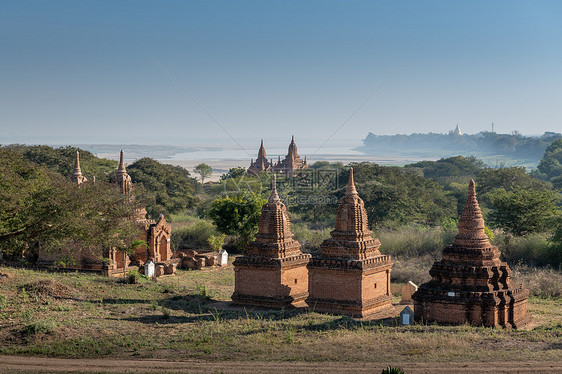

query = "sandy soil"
[[1, 356, 561, 373]]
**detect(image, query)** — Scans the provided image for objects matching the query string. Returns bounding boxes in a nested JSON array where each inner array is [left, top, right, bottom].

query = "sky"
[[1, 1, 561, 146]]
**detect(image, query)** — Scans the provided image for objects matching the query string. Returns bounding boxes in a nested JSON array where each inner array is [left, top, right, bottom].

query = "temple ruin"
[[307, 168, 394, 317], [247, 136, 308, 175], [39, 150, 174, 277], [247, 139, 274, 174], [232, 175, 311, 307], [412, 180, 530, 328]]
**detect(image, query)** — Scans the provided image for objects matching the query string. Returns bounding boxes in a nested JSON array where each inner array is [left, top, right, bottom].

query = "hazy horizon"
[[2, 1, 561, 147]]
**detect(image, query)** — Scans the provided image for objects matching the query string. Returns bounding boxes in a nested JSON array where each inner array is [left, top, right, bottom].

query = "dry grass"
[[0, 264, 560, 364]]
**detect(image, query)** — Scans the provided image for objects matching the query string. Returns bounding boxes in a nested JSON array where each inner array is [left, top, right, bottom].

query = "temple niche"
[[307, 168, 394, 318], [232, 175, 311, 307], [412, 180, 530, 328], [247, 136, 308, 176]]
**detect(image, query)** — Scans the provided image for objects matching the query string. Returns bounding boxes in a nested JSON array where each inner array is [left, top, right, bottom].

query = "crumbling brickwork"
[[412, 180, 530, 328]]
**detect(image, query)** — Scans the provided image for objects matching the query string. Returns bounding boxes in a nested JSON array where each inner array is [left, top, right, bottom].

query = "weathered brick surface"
[[307, 168, 394, 318], [232, 176, 310, 308], [413, 180, 530, 328]]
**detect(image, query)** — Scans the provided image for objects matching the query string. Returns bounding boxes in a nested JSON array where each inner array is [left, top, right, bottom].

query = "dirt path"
[[1, 356, 561, 374]]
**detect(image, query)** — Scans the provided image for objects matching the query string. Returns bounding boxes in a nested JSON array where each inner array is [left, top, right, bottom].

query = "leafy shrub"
[[171, 219, 220, 251], [494, 232, 556, 267], [22, 319, 57, 335], [374, 225, 455, 259], [126, 269, 141, 284], [291, 223, 331, 253]]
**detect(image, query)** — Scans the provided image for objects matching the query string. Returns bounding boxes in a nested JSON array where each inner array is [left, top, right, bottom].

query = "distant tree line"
[[360, 131, 562, 160]]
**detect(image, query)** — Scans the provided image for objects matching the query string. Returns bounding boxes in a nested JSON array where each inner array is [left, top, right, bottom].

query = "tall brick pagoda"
[[70, 151, 87, 185], [247, 139, 273, 175], [272, 135, 308, 175], [232, 175, 311, 307], [412, 180, 529, 328], [307, 168, 394, 317], [113, 150, 133, 195]]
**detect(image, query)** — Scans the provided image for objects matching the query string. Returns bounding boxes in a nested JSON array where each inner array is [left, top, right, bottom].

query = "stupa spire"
[[117, 149, 127, 175], [269, 174, 280, 203], [70, 151, 87, 185], [453, 180, 491, 248], [113, 150, 132, 195], [346, 167, 358, 195], [73, 151, 82, 176]]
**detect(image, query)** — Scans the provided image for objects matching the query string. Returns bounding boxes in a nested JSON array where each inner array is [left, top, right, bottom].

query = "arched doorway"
[[159, 235, 168, 261]]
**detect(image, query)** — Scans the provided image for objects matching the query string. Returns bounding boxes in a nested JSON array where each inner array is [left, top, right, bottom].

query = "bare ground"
[[1, 355, 562, 374]]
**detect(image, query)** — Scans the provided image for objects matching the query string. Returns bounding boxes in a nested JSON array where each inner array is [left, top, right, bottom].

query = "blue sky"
[[1, 1, 561, 145]]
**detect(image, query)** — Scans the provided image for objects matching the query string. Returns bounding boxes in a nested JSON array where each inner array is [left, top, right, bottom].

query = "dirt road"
[[1, 356, 561, 374]]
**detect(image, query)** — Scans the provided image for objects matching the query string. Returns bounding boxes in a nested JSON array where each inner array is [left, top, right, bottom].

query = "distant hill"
[[357, 131, 562, 167]]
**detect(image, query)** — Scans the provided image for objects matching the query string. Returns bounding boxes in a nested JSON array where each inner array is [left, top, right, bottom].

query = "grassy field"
[[0, 263, 561, 365]]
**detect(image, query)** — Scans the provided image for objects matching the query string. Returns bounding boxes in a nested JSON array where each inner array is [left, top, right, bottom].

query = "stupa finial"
[[346, 167, 358, 195], [269, 174, 280, 203], [117, 150, 126, 174], [73, 151, 82, 175]]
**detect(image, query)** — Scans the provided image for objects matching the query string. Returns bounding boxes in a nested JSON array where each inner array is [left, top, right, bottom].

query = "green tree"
[[194, 163, 213, 184], [127, 158, 199, 219], [206, 193, 266, 251], [220, 167, 247, 181], [207, 234, 226, 251], [0, 149, 143, 259], [4, 145, 117, 182], [476, 167, 550, 196], [343, 162, 457, 228], [406, 155, 485, 187], [487, 188, 560, 236], [537, 139, 562, 187]]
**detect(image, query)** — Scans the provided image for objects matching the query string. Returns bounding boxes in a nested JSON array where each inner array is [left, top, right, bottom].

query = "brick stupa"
[[307, 168, 394, 317], [413, 180, 530, 328], [232, 175, 311, 307], [70, 151, 87, 185]]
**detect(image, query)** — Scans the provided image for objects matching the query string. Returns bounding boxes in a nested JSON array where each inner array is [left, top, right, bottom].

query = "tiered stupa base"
[[413, 180, 530, 328], [307, 255, 394, 318], [414, 286, 529, 328], [232, 254, 311, 308]]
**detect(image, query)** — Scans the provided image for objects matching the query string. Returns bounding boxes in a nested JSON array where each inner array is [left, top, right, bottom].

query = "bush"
[[171, 219, 220, 252], [374, 225, 455, 259], [291, 223, 331, 253], [126, 269, 141, 284], [391, 256, 433, 285], [493, 232, 557, 267], [511, 265, 562, 298], [22, 319, 57, 335]]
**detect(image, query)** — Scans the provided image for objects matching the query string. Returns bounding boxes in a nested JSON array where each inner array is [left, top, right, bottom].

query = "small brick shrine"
[[412, 180, 530, 328], [232, 175, 311, 307], [307, 168, 394, 317]]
